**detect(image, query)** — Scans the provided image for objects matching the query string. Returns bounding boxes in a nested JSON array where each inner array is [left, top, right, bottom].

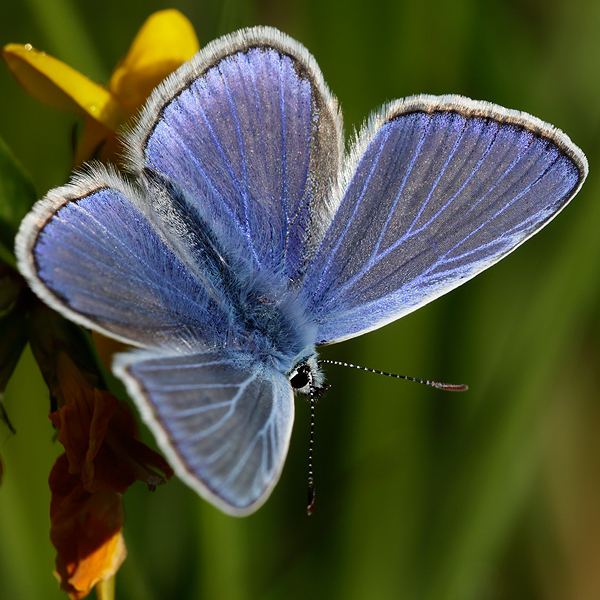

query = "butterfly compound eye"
[[290, 365, 311, 389]]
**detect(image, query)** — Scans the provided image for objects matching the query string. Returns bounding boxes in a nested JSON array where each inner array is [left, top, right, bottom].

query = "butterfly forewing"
[[302, 96, 587, 345], [130, 27, 344, 281], [115, 351, 295, 515]]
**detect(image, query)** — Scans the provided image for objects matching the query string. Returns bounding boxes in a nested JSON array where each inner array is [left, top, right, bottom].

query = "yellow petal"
[[2, 44, 124, 130], [109, 9, 200, 114], [74, 116, 121, 166]]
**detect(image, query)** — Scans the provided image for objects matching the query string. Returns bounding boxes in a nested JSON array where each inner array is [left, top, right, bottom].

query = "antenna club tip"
[[451, 383, 469, 392], [433, 382, 469, 391]]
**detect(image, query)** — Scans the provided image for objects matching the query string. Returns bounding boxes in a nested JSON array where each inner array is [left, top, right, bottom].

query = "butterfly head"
[[287, 353, 327, 397]]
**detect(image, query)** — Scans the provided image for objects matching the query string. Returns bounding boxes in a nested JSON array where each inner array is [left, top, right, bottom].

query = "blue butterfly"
[[15, 27, 587, 515]]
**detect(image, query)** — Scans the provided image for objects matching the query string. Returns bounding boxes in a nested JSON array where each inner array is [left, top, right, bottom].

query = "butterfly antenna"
[[319, 360, 468, 392], [307, 382, 316, 516]]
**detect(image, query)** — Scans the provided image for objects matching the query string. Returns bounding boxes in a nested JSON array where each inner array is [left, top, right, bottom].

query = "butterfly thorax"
[[225, 278, 321, 380]]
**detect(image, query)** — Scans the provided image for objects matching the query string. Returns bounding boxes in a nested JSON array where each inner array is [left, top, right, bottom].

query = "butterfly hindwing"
[[115, 351, 295, 515], [129, 26, 344, 281], [302, 95, 588, 345]]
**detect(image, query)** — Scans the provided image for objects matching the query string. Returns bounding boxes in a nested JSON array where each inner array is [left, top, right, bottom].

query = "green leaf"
[[0, 298, 28, 433], [0, 135, 37, 264]]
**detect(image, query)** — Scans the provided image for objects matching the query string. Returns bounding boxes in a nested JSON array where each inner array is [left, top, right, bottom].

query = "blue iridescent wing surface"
[[115, 351, 294, 515], [129, 27, 343, 282], [16, 168, 230, 350], [301, 95, 588, 345]]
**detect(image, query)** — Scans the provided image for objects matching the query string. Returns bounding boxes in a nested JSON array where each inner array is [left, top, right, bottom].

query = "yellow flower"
[[3, 7, 201, 370], [2, 9, 199, 165]]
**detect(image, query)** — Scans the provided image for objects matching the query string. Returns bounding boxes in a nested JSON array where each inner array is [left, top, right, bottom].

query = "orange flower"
[[49, 456, 126, 600], [48, 352, 173, 599], [2, 9, 199, 164]]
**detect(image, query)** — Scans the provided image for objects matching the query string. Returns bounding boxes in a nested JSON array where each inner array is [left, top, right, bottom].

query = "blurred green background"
[[1, 0, 600, 599]]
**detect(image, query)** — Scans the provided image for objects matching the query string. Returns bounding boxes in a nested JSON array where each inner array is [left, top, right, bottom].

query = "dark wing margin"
[[301, 94, 588, 345], [114, 350, 295, 516], [126, 26, 344, 282]]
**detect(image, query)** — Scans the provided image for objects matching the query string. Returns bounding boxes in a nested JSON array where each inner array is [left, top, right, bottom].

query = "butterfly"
[[15, 26, 587, 516]]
